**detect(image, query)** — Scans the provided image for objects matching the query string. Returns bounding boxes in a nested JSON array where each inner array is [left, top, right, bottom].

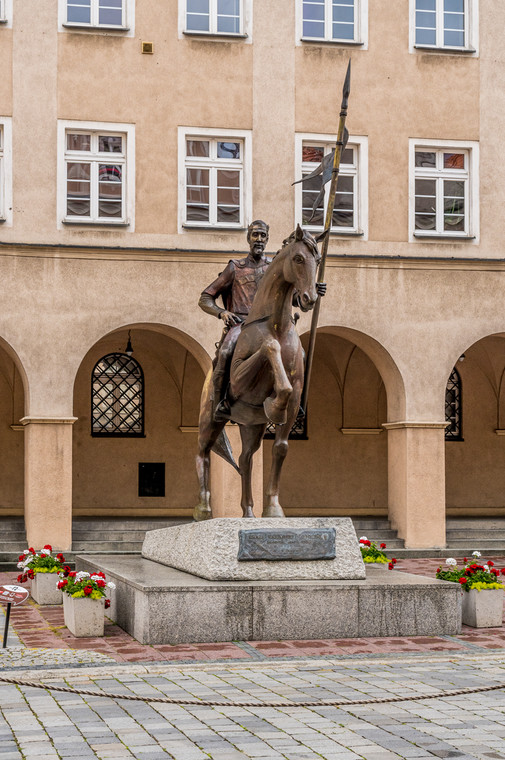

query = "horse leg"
[[231, 337, 292, 425], [263, 385, 301, 518], [238, 424, 266, 518], [194, 371, 226, 521]]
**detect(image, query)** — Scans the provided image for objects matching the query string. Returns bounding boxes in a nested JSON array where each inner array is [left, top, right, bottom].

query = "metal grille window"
[[92, 353, 144, 436], [414, 148, 469, 236], [415, 0, 467, 49], [184, 137, 243, 228], [186, 0, 241, 34], [66, 0, 125, 26], [264, 415, 308, 441], [65, 130, 126, 223], [445, 367, 462, 441], [302, 0, 358, 42]]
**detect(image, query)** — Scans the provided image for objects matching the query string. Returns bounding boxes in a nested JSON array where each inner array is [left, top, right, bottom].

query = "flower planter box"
[[461, 588, 504, 628], [30, 572, 62, 605], [63, 594, 105, 637]]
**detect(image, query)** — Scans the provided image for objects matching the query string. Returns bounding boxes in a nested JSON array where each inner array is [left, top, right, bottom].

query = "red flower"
[[104, 599, 111, 609], [29, 547, 35, 554], [459, 577, 467, 584], [68, 571, 77, 578], [43, 544, 52, 552], [18, 554, 25, 562], [491, 568, 499, 576], [16, 574, 23, 582], [96, 580, 106, 588], [388, 562, 394, 570], [488, 561, 495, 567], [463, 557, 467, 562], [83, 586, 93, 596], [380, 543, 386, 549], [27, 570, 34, 579], [392, 558, 397, 564], [501, 569, 505, 576], [56, 553, 65, 562]]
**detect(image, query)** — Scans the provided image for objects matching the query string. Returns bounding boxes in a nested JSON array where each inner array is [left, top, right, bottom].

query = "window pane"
[[444, 12, 464, 30], [217, 170, 240, 221], [186, 167, 209, 221], [333, 3, 354, 23], [444, 153, 465, 169], [415, 214, 436, 230], [217, 0, 239, 32], [217, 206, 240, 223], [416, 0, 436, 8], [218, 0, 239, 13], [67, 133, 91, 151], [99, 6, 123, 25], [333, 23, 354, 39], [187, 140, 209, 157], [217, 15, 240, 33], [303, 0, 325, 21], [302, 175, 323, 226], [302, 145, 324, 163], [341, 147, 354, 165], [444, 180, 464, 198], [187, 12, 209, 31], [99, 165, 122, 217], [416, 27, 436, 45], [415, 178, 436, 197], [416, 11, 436, 28], [415, 151, 436, 167], [415, 194, 436, 213], [444, 215, 464, 231], [303, 19, 325, 37], [99, 135, 122, 153], [415, 176, 436, 230], [336, 174, 353, 193], [445, 0, 464, 11], [67, 163, 90, 216], [187, 0, 207, 10], [67, 0, 91, 23], [332, 209, 353, 227], [444, 29, 464, 46], [217, 142, 240, 159]]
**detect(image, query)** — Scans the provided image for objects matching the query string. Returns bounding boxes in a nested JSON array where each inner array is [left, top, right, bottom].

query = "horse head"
[[281, 224, 321, 312]]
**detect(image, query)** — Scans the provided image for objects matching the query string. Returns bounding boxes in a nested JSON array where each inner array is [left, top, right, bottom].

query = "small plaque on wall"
[[238, 528, 336, 561]]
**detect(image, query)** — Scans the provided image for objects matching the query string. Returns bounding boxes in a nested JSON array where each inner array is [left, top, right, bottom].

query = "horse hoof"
[[262, 505, 285, 518], [242, 507, 255, 518], [193, 505, 212, 522], [264, 397, 287, 425]]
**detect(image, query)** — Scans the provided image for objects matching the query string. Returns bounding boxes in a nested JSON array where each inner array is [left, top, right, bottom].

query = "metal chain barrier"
[[0, 674, 505, 707]]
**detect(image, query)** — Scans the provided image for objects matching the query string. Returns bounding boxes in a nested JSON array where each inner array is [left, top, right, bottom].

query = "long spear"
[[300, 60, 351, 416]]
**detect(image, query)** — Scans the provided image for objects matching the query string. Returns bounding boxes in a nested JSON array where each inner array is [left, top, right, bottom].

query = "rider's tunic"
[[202, 256, 270, 319]]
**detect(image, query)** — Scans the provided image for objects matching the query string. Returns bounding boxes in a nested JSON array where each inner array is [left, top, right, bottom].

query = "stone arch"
[[72, 323, 209, 518], [0, 336, 28, 517]]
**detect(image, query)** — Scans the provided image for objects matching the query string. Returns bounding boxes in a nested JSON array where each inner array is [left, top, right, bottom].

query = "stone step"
[[71, 541, 143, 552], [446, 530, 505, 540]]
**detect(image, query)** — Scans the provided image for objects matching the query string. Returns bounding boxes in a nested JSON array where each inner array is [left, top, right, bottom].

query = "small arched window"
[[92, 353, 144, 437], [445, 367, 462, 441]]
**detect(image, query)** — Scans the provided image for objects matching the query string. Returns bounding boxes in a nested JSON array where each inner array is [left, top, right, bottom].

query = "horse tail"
[[212, 429, 240, 473]]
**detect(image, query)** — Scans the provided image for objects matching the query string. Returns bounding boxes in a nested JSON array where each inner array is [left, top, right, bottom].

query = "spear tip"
[[343, 58, 351, 100]]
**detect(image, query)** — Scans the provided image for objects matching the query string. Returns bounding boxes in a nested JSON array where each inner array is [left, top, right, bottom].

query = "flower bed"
[[359, 537, 397, 570], [435, 552, 505, 591], [16, 545, 66, 604], [58, 569, 116, 637]]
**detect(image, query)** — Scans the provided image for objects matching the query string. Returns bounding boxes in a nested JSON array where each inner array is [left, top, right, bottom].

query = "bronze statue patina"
[[195, 224, 322, 522]]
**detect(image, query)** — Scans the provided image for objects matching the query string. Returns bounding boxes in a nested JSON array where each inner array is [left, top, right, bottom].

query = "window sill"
[[413, 233, 476, 240], [306, 228, 364, 237], [301, 37, 364, 46], [0, 18, 8, 24], [413, 44, 476, 54], [0, 218, 6, 223], [62, 23, 130, 32], [63, 218, 130, 227], [183, 30, 247, 40], [182, 223, 246, 231], [91, 433, 145, 438]]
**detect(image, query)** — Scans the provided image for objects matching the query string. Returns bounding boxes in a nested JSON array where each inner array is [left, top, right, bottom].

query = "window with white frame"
[[0, 0, 5, 21], [60, 124, 134, 225], [302, 0, 360, 42], [66, 0, 125, 27], [0, 118, 12, 224], [413, 147, 471, 236], [183, 136, 245, 227], [295, 136, 366, 235], [414, 0, 473, 49], [185, 0, 242, 34]]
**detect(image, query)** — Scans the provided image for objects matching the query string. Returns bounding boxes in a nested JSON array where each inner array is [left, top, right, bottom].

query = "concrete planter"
[[63, 594, 105, 637], [461, 588, 504, 628], [30, 572, 62, 605]]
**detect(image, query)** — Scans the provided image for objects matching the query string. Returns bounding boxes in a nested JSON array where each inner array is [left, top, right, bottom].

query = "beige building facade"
[[0, 0, 504, 550]]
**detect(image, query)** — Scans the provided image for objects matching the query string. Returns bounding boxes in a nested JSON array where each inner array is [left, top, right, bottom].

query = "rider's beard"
[[252, 243, 264, 256]]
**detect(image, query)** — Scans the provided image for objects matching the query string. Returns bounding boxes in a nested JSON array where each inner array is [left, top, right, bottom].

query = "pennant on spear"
[[300, 59, 351, 417]]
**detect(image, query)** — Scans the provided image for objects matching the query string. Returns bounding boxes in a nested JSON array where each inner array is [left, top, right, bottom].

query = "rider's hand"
[[316, 282, 327, 297], [220, 311, 243, 327]]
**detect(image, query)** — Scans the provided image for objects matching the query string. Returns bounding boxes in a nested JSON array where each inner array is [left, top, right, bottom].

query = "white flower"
[[40, 550, 49, 557], [484, 565, 489, 572], [17, 562, 23, 569], [90, 574, 103, 581], [23, 549, 29, 555], [472, 551, 481, 558], [445, 558, 457, 566], [75, 571, 90, 581], [359, 536, 368, 542], [106, 582, 116, 590]]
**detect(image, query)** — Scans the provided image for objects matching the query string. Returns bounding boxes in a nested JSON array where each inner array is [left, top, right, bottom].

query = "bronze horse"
[[194, 225, 321, 521]]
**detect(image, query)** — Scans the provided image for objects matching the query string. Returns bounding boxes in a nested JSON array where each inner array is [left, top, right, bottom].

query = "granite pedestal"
[[76, 554, 462, 644]]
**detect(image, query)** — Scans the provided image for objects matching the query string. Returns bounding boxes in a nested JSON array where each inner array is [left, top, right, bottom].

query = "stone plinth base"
[[76, 555, 462, 645], [141, 518, 365, 581]]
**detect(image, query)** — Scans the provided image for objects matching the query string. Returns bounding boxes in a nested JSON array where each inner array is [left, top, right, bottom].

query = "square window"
[[59, 121, 134, 228], [64, 0, 127, 28], [182, 131, 249, 229], [411, 141, 478, 240], [295, 135, 367, 237], [413, 0, 476, 51], [185, 0, 242, 35], [301, 0, 364, 43]]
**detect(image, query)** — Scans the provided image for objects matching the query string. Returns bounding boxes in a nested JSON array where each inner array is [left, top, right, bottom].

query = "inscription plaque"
[[237, 528, 336, 562]]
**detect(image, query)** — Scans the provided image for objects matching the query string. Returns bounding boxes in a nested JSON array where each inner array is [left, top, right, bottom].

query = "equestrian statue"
[[195, 221, 326, 521]]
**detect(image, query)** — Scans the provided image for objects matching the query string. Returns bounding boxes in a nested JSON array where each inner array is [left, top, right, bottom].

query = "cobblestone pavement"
[[2, 653, 505, 759]]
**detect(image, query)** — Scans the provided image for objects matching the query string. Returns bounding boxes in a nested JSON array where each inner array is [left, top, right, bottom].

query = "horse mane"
[[275, 228, 321, 261]]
